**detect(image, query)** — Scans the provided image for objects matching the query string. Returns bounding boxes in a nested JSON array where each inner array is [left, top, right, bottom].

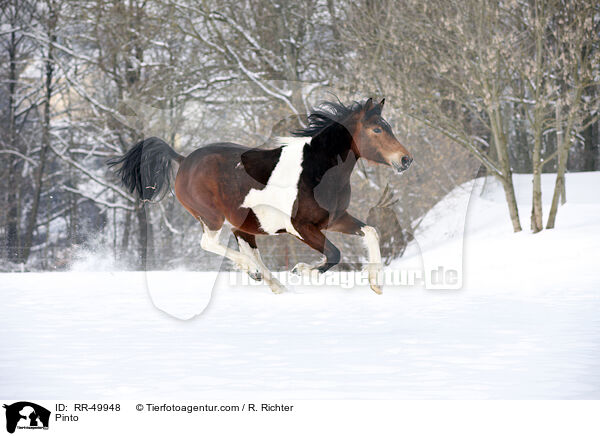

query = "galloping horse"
[[108, 98, 412, 294]]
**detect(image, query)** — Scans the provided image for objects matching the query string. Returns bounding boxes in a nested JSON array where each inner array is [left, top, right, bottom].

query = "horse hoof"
[[370, 284, 383, 295], [365, 264, 383, 295], [291, 263, 312, 276], [266, 276, 286, 293], [270, 284, 286, 294], [248, 271, 263, 281]]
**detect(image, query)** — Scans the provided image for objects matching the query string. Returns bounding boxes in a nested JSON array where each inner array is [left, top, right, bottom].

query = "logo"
[[3, 402, 50, 434]]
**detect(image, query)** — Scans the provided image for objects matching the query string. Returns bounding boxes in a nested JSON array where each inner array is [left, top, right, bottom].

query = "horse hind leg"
[[199, 222, 286, 294], [291, 260, 326, 276], [233, 230, 262, 281], [232, 229, 286, 294]]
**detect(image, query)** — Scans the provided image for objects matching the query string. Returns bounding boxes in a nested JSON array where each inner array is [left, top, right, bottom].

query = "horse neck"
[[308, 123, 358, 181]]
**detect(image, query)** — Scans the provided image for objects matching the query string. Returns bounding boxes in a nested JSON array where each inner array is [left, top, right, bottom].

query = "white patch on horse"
[[241, 136, 309, 238]]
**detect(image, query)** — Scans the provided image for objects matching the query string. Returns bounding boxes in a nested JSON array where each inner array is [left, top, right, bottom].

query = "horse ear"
[[379, 98, 385, 109], [364, 98, 374, 112]]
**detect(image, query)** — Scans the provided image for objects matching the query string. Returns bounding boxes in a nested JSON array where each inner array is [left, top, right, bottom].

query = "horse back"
[[174, 142, 283, 230]]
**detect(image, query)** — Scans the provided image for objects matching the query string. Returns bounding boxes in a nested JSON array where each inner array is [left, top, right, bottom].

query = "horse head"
[[350, 98, 413, 173]]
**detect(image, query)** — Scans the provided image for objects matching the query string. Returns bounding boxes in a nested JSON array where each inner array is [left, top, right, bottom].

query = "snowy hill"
[[398, 172, 600, 295], [1, 172, 599, 399]]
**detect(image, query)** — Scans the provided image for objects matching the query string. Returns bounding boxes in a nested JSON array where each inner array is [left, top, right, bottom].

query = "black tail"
[[107, 137, 184, 201]]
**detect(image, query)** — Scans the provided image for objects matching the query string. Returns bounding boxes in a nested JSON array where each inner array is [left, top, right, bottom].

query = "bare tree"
[[344, 0, 524, 231], [0, 0, 45, 262], [508, 0, 599, 232], [545, 0, 599, 229], [20, 0, 60, 261]]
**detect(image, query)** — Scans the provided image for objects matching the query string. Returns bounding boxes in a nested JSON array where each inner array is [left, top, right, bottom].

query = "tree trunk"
[[4, 30, 19, 261], [121, 209, 132, 255], [582, 86, 598, 172], [546, 82, 584, 229], [20, 17, 56, 262], [554, 101, 566, 205], [500, 173, 522, 233], [546, 138, 570, 229], [530, 15, 544, 234], [530, 131, 543, 233], [69, 190, 79, 244], [5, 160, 19, 261], [513, 101, 532, 173], [490, 104, 522, 232], [136, 203, 153, 270]]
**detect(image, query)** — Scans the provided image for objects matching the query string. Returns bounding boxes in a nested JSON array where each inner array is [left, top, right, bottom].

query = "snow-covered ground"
[[1, 172, 599, 399]]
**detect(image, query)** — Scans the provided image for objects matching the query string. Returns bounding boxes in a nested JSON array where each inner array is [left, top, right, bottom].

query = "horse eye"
[[373, 127, 382, 133]]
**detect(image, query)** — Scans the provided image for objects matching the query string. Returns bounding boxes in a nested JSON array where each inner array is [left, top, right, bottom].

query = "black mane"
[[293, 99, 377, 138]]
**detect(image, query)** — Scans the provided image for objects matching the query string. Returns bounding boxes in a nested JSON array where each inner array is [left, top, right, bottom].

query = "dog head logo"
[[3, 402, 50, 434]]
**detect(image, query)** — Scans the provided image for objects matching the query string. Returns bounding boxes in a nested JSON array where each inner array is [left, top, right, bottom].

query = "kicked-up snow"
[[1, 172, 599, 399]]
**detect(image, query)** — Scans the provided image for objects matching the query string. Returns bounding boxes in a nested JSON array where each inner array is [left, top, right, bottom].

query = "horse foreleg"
[[327, 213, 383, 294], [200, 225, 286, 294], [291, 224, 341, 277], [361, 226, 383, 294]]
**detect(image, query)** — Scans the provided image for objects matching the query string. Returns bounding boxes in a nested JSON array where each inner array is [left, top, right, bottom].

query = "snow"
[[1, 172, 599, 399]]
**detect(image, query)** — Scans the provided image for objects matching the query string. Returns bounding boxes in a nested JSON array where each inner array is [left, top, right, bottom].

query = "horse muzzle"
[[391, 155, 413, 173]]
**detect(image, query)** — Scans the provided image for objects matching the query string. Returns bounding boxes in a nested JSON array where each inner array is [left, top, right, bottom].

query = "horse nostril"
[[401, 155, 412, 169]]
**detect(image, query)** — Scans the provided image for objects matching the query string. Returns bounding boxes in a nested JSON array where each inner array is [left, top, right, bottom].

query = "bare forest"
[[1, 0, 598, 271]]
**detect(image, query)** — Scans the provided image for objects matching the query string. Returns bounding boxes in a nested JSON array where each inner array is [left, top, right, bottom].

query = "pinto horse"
[[108, 98, 412, 294]]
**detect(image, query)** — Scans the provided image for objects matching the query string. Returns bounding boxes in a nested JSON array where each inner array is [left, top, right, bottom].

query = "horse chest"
[[241, 137, 308, 238]]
